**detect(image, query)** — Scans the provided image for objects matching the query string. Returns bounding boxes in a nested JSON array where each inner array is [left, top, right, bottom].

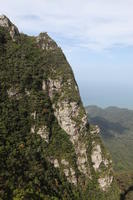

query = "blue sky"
[[1, 0, 133, 108]]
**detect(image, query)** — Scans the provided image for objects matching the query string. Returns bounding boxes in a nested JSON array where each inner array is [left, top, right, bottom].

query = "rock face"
[[36, 32, 58, 51], [0, 16, 120, 200], [91, 144, 103, 171], [52, 100, 90, 176], [98, 176, 113, 191], [0, 15, 19, 40]]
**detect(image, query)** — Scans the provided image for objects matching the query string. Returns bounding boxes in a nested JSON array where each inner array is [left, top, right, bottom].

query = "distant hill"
[[86, 105, 133, 172]]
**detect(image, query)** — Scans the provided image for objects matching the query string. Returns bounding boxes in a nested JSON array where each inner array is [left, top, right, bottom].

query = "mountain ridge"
[[0, 15, 119, 199]]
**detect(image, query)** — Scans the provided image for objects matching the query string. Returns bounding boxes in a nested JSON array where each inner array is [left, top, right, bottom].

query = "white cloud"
[[1, 0, 133, 50]]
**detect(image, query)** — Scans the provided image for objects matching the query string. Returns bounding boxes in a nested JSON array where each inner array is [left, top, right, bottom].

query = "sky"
[[1, 0, 133, 109]]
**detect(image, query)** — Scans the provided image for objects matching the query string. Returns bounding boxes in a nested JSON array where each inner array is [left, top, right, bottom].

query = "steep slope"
[[0, 15, 119, 200], [86, 105, 133, 172]]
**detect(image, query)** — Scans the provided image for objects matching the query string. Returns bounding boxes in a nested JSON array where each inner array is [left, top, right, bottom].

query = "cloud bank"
[[1, 0, 133, 50]]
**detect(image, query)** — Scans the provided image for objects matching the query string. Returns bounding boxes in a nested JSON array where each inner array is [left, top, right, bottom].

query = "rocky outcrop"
[[90, 125, 100, 134], [91, 144, 103, 171], [53, 159, 60, 168], [50, 158, 77, 185], [46, 78, 90, 177], [61, 159, 77, 185], [37, 126, 49, 143], [7, 87, 21, 99], [98, 176, 113, 191], [0, 15, 19, 40], [36, 32, 59, 51], [31, 125, 35, 134], [91, 143, 110, 171], [91, 142, 113, 190], [47, 78, 62, 98]]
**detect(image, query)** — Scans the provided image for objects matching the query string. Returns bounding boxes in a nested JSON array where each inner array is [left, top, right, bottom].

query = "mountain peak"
[[36, 32, 59, 51], [0, 15, 19, 40]]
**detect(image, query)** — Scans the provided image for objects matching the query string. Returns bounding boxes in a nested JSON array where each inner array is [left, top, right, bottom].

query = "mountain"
[[0, 15, 119, 199], [85, 105, 133, 172]]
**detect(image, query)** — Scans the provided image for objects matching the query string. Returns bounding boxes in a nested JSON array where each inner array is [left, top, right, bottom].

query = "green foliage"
[[0, 27, 76, 200], [0, 27, 120, 200]]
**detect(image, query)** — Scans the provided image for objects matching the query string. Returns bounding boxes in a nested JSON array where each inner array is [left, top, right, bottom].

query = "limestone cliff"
[[0, 15, 19, 40], [0, 15, 120, 199]]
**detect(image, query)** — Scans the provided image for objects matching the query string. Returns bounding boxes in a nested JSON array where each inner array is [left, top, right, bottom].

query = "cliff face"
[[0, 15, 19, 40], [0, 15, 119, 199]]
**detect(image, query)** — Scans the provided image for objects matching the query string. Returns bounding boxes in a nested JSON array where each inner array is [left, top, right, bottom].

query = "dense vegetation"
[[0, 27, 78, 200], [0, 25, 120, 200]]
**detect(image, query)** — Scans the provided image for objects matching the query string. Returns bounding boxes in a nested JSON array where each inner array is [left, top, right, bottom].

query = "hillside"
[[85, 105, 133, 172], [0, 15, 120, 199], [116, 172, 133, 200]]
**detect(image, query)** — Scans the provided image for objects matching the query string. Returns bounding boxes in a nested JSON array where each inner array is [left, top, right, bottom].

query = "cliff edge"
[[0, 15, 120, 199]]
